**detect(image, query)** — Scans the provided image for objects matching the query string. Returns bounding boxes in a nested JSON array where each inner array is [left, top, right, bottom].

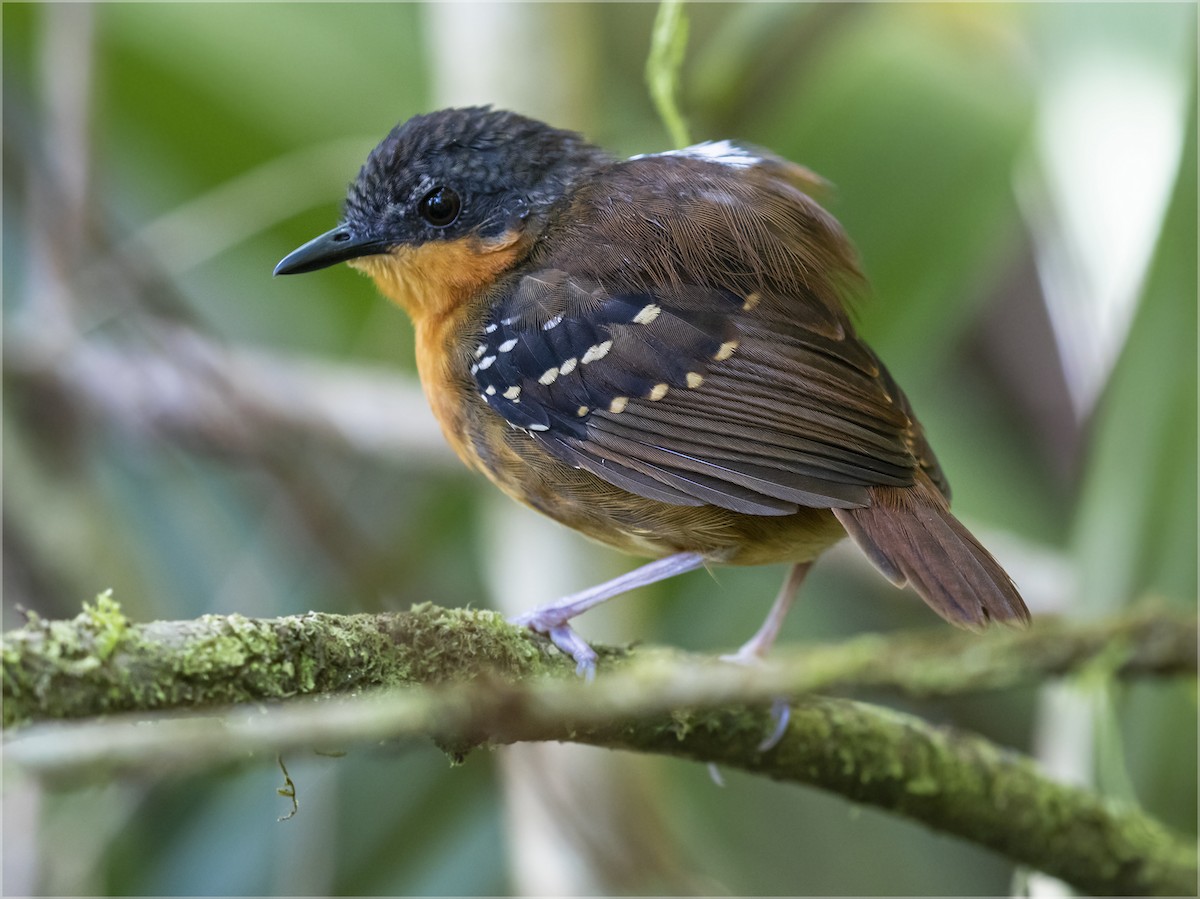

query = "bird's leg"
[[720, 561, 812, 751], [512, 551, 707, 676], [722, 561, 811, 664]]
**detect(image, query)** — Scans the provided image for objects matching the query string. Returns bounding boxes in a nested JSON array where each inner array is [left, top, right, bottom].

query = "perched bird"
[[276, 106, 1029, 673]]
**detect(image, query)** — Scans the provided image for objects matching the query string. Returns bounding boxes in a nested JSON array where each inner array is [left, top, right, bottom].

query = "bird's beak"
[[273, 225, 395, 276]]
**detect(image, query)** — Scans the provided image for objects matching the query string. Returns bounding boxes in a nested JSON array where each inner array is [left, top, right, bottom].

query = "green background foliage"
[[4, 3, 1195, 894]]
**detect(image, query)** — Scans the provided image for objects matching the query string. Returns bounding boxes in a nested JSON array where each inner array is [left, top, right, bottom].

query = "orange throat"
[[349, 232, 529, 465], [348, 231, 527, 320]]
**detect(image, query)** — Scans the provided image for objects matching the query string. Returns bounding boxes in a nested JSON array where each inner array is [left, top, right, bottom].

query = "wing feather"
[[470, 154, 946, 515]]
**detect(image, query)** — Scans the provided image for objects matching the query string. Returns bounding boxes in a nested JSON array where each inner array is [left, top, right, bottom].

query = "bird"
[[275, 106, 1029, 674]]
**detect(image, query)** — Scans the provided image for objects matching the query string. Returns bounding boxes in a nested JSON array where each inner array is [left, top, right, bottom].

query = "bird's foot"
[[714, 562, 811, 750], [719, 647, 791, 752], [510, 552, 708, 679], [511, 608, 598, 679]]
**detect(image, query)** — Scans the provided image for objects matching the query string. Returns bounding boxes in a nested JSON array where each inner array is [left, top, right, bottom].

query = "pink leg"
[[512, 551, 707, 676], [720, 562, 812, 752], [722, 562, 811, 664]]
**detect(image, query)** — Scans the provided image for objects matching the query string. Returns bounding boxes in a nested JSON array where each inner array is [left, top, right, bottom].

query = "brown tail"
[[832, 473, 1030, 630]]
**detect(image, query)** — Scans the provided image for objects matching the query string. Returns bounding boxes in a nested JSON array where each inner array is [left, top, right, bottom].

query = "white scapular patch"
[[631, 140, 761, 169]]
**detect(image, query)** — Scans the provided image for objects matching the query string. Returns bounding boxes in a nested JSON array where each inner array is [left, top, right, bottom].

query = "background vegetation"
[[3, 2, 1195, 895]]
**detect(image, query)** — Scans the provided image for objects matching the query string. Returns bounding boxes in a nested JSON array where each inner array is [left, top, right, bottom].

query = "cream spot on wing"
[[478, 355, 496, 370], [633, 303, 662, 325], [686, 372, 704, 388], [742, 292, 761, 311], [484, 323, 498, 334], [559, 357, 578, 375], [608, 396, 629, 413], [498, 337, 518, 353], [474, 344, 488, 359], [714, 340, 739, 361], [503, 385, 521, 400], [538, 367, 560, 385], [582, 340, 613, 364], [484, 385, 496, 396], [648, 383, 669, 401], [576, 405, 590, 416]]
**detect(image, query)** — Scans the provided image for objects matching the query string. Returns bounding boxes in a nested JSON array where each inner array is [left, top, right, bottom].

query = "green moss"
[[82, 591, 129, 662], [905, 773, 940, 795]]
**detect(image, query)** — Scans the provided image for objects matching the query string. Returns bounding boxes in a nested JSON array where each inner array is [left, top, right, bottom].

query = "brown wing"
[[471, 152, 947, 517]]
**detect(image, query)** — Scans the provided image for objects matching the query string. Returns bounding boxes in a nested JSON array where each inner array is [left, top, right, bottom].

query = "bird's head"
[[274, 107, 610, 316]]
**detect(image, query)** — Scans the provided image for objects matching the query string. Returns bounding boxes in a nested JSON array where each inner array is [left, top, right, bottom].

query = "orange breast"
[[350, 232, 529, 467]]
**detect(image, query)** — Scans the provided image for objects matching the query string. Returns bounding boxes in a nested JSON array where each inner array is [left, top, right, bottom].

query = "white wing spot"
[[485, 385, 496, 396], [527, 423, 550, 432], [742, 292, 761, 311], [648, 383, 669, 401], [714, 340, 739, 361], [686, 372, 704, 388], [484, 323, 498, 334], [576, 405, 590, 416], [633, 303, 662, 325], [582, 339, 613, 364], [538, 367, 560, 385], [542, 314, 564, 331], [498, 338, 518, 353], [559, 357, 578, 375], [478, 355, 496, 370], [503, 385, 522, 400], [474, 344, 488, 359], [608, 396, 629, 414]]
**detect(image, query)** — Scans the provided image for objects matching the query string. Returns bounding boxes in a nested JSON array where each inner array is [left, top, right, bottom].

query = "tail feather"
[[833, 474, 1030, 629]]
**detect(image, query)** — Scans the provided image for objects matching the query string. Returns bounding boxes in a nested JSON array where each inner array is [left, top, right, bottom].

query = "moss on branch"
[[2, 594, 1196, 896], [3, 593, 1193, 729], [1, 592, 558, 728], [584, 699, 1195, 896]]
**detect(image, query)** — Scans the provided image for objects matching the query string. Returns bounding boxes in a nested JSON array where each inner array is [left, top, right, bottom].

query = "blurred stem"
[[646, 0, 691, 148], [3, 598, 1196, 896]]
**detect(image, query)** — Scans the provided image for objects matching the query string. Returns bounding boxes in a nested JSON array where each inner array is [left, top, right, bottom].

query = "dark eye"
[[419, 186, 462, 227]]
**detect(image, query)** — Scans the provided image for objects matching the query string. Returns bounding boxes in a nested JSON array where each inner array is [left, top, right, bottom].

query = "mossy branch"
[[3, 596, 1197, 895], [3, 594, 1193, 729]]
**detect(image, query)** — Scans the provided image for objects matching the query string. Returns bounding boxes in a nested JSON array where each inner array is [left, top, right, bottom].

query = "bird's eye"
[[419, 186, 462, 227]]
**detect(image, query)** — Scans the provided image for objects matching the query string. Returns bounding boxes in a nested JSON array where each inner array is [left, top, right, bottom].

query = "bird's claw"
[[720, 648, 790, 752], [757, 698, 791, 752], [512, 610, 598, 680]]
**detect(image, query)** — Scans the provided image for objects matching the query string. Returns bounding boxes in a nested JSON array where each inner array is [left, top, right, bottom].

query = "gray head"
[[275, 107, 612, 275]]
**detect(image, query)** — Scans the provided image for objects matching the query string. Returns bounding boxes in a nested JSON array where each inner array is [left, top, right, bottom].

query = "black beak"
[[273, 226, 395, 276]]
